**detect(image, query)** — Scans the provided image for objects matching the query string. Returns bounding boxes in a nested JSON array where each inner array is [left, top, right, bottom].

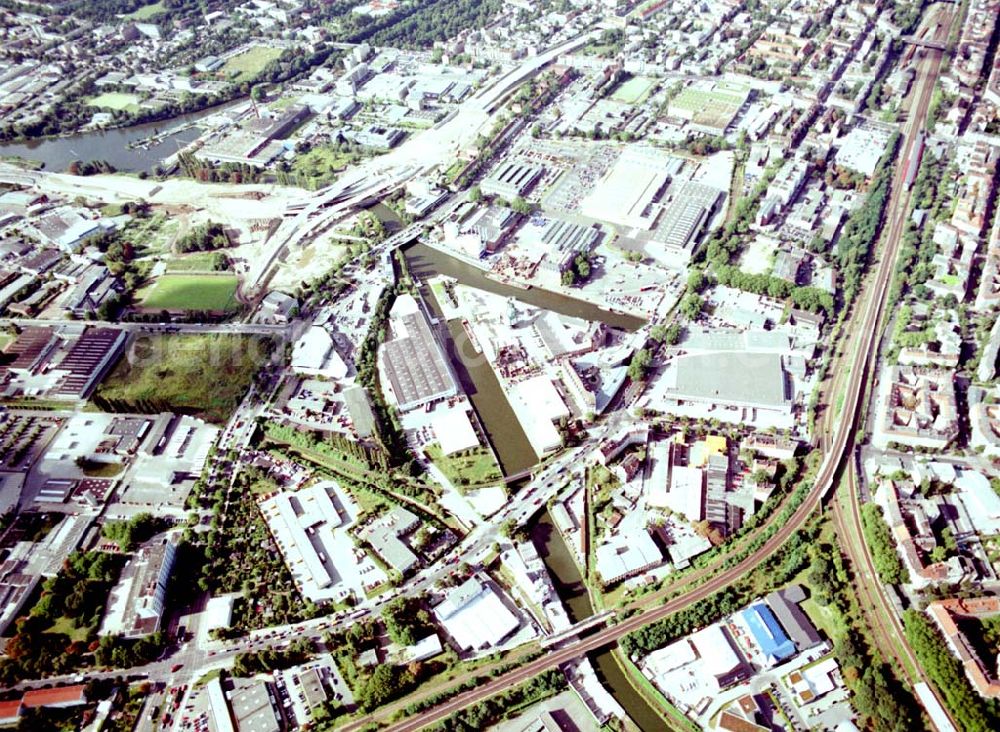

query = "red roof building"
[[21, 685, 87, 709]]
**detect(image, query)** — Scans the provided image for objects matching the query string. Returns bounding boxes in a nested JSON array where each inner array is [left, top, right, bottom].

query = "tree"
[[627, 348, 652, 381], [687, 269, 706, 293], [468, 185, 482, 203], [510, 196, 532, 214], [680, 293, 703, 320], [356, 664, 415, 712], [101, 513, 161, 552]]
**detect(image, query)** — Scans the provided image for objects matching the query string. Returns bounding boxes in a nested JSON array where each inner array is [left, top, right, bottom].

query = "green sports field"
[[137, 274, 239, 312], [124, 1, 167, 19], [668, 83, 749, 130], [222, 46, 284, 83], [87, 92, 142, 112], [611, 76, 656, 105]]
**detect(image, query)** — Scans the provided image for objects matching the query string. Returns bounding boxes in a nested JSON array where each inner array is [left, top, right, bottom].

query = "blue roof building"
[[740, 602, 796, 665]]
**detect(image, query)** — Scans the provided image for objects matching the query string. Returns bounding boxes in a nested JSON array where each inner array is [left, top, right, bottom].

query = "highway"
[[350, 6, 957, 731], [241, 31, 601, 297]]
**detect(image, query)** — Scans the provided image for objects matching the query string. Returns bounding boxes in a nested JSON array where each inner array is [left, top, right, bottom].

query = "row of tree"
[[859, 503, 908, 585], [833, 133, 900, 304], [714, 264, 834, 314], [903, 609, 1000, 731]]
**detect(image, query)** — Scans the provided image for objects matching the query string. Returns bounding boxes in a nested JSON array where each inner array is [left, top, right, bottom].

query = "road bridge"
[[900, 35, 946, 51]]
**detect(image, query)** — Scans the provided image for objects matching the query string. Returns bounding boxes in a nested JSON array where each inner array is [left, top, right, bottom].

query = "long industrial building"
[[378, 294, 458, 412]]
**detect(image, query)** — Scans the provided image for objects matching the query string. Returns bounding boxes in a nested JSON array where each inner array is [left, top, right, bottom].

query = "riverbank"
[[404, 242, 645, 331], [0, 98, 246, 173], [531, 510, 672, 732]]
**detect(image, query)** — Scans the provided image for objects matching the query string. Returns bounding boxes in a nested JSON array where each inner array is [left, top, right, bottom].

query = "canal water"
[[405, 242, 644, 478], [0, 101, 242, 173], [532, 511, 669, 732], [420, 268, 538, 476], [403, 243, 645, 332]]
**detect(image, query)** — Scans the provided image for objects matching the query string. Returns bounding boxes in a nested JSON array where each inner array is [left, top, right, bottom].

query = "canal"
[[0, 100, 243, 173], [420, 270, 538, 476], [532, 511, 669, 732], [405, 242, 644, 478], [403, 243, 645, 332]]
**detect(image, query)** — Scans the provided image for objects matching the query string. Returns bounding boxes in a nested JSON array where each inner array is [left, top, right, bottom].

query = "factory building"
[[480, 160, 545, 199], [378, 294, 458, 412]]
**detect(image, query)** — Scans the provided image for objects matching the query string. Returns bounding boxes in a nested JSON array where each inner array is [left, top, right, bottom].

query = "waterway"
[[403, 243, 645, 332], [421, 273, 538, 476], [0, 101, 242, 173], [405, 242, 643, 478], [531, 511, 669, 732]]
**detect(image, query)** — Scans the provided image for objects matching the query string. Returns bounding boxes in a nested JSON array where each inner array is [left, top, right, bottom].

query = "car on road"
[[171, 664, 184, 673]]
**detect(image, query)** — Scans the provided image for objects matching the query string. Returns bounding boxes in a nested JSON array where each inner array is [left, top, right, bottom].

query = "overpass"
[[900, 35, 946, 51], [541, 611, 616, 649], [243, 165, 420, 297], [475, 31, 599, 114]]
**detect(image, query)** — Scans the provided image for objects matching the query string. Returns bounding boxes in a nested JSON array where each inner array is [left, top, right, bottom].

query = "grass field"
[[124, 0, 166, 19], [46, 615, 92, 643], [611, 76, 656, 105], [222, 46, 284, 83], [166, 251, 225, 273], [95, 334, 271, 423], [137, 274, 239, 312], [426, 444, 502, 488], [87, 92, 141, 112]]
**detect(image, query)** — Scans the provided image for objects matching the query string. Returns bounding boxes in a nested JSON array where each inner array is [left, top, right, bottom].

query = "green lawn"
[[46, 615, 92, 643], [611, 76, 656, 105], [95, 334, 271, 423], [137, 274, 239, 312], [88, 92, 141, 113], [222, 46, 284, 83], [76, 458, 125, 478], [124, 0, 167, 19], [166, 251, 226, 273], [426, 444, 502, 488]]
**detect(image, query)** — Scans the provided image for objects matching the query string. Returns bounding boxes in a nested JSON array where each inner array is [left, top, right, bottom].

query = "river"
[[0, 101, 242, 173], [532, 511, 669, 732]]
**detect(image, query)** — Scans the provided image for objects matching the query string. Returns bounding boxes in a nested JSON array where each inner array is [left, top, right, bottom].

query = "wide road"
[[362, 8, 955, 732]]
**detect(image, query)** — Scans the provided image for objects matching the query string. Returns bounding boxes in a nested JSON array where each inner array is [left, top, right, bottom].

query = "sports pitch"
[[611, 77, 657, 104], [87, 92, 142, 112], [137, 274, 239, 312]]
